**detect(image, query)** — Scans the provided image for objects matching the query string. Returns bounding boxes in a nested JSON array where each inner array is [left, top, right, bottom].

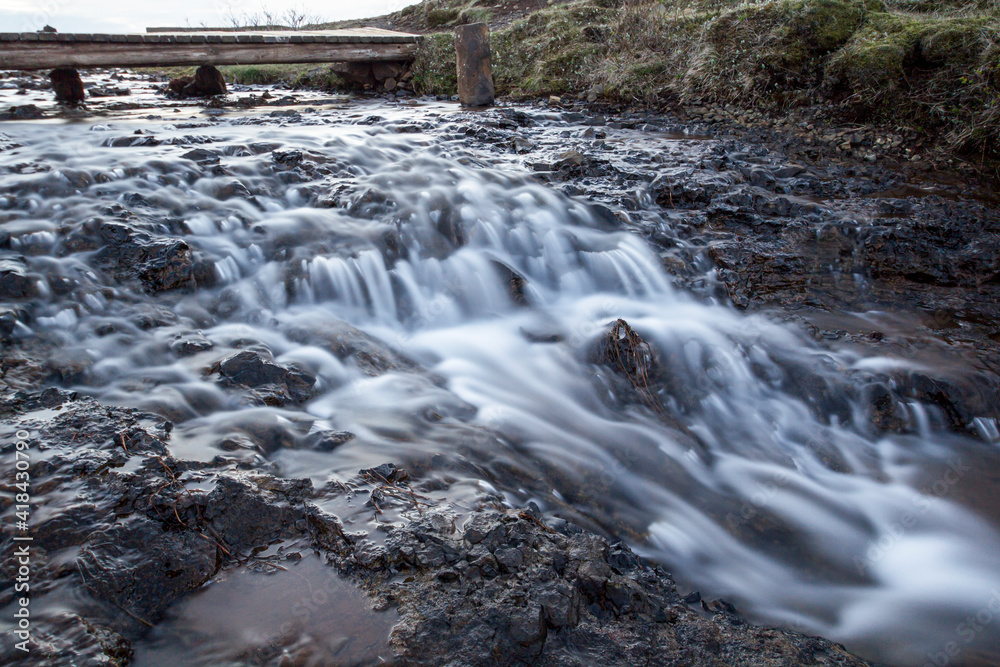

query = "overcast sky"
[[0, 0, 418, 33]]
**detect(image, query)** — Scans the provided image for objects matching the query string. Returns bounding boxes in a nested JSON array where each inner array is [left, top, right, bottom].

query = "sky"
[[0, 0, 418, 33]]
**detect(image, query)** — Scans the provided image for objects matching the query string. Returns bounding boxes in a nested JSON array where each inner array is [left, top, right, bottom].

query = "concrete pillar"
[[455, 23, 494, 107], [49, 68, 85, 105]]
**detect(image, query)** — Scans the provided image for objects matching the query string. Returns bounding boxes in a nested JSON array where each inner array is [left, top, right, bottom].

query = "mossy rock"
[[457, 7, 492, 25], [917, 20, 995, 66], [490, 1, 615, 97], [826, 15, 997, 95], [697, 0, 868, 99], [827, 38, 908, 94], [427, 7, 461, 27]]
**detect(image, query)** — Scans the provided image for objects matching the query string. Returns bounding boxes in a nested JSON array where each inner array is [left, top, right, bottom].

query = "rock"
[[49, 68, 85, 104], [2, 104, 45, 120], [549, 95, 562, 105], [92, 223, 194, 293], [166, 66, 227, 98], [180, 148, 220, 164], [555, 149, 586, 172], [217, 349, 316, 405], [88, 86, 129, 97], [511, 135, 535, 153], [170, 332, 214, 356], [0, 259, 39, 299], [77, 515, 216, 624], [383, 506, 871, 666]]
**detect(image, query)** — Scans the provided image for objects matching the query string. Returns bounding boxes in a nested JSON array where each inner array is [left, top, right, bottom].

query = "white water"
[[3, 97, 999, 666]]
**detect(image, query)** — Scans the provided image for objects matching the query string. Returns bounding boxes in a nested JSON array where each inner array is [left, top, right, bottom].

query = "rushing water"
[[2, 79, 1000, 666]]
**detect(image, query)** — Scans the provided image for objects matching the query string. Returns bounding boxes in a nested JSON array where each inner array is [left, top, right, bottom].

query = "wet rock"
[[0, 258, 39, 299], [201, 476, 312, 552], [360, 462, 407, 484], [217, 349, 316, 405], [590, 318, 656, 387], [511, 135, 535, 153], [555, 149, 586, 172], [305, 430, 355, 452], [289, 320, 421, 377], [491, 260, 529, 305], [93, 224, 193, 293], [650, 167, 734, 207], [77, 515, 217, 624], [180, 148, 220, 164], [0, 306, 24, 338], [170, 332, 214, 356], [50, 68, 85, 105], [166, 66, 227, 98], [1, 104, 45, 120], [89, 86, 130, 97], [383, 507, 870, 666], [272, 149, 303, 167]]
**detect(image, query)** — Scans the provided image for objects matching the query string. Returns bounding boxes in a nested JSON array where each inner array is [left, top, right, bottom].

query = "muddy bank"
[[2, 73, 1000, 666]]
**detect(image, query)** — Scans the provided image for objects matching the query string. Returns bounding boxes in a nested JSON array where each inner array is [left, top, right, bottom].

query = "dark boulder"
[[1, 104, 45, 120], [167, 65, 227, 98], [0, 258, 39, 299], [49, 68, 86, 105], [76, 515, 216, 625], [93, 223, 193, 293], [217, 349, 316, 405]]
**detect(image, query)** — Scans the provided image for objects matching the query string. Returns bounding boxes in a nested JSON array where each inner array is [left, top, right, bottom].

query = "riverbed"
[[1, 71, 999, 666]]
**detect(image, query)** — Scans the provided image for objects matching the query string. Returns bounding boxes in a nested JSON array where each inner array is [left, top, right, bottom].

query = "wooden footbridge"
[[0, 24, 495, 108], [0, 28, 422, 70]]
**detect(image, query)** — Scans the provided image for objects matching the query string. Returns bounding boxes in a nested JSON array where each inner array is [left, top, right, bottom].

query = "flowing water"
[[2, 78, 1000, 666]]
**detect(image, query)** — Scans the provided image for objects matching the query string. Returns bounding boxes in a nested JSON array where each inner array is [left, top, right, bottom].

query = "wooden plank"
[[0, 40, 421, 70]]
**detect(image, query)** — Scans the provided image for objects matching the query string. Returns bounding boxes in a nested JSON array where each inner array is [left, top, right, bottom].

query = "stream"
[[2, 72, 1000, 666]]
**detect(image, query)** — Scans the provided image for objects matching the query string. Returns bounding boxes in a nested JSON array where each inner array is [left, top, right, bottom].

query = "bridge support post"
[[50, 68, 85, 105], [454, 23, 494, 107]]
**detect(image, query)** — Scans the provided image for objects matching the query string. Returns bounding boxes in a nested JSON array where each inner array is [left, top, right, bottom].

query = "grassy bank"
[[407, 0, 1000, 160]]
